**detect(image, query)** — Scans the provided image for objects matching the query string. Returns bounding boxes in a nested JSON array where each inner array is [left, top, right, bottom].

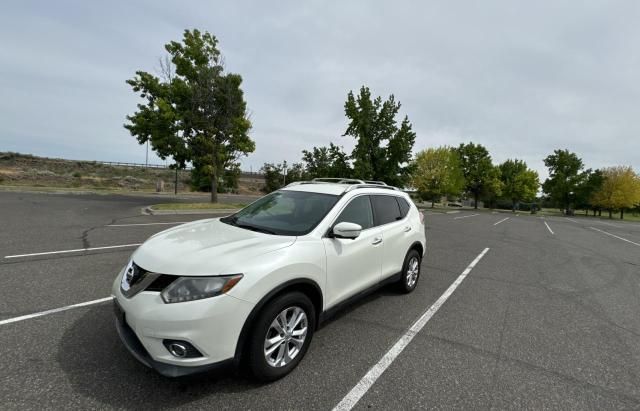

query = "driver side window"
[[334, 196, 374, 230]]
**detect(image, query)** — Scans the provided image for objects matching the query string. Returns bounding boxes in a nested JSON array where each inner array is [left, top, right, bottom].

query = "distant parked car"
[[447, 202, 463, 207], [112, 178, 427, 381]]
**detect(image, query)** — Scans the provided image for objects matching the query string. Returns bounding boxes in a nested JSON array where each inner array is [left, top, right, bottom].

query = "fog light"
[[167, 342, 188, 358], [162, 339, 203, 358]]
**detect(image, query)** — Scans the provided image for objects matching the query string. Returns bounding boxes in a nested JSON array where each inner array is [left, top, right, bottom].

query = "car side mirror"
[[332, 222, 362, 239]]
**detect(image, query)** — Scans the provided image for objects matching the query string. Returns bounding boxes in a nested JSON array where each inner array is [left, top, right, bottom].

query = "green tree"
[[455, 142, 495, 209], [260, 161, 306, 193], [261, 162, 283, 193], [125, 29, 255, 202], [343, 86, 416, 187], [542, 149, 585, 213], [574, 169, 604, 215], [592, 166, 640, 219], [285, 162, 306, 184], [480, 166, 504, 209], [499, 159, 540, 211], [412, 146, 465, 207], [189, 161, 241, 193], [302, 143, 351, 178]]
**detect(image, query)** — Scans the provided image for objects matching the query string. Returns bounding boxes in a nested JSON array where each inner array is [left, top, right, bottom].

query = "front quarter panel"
[[224, 237, 326, 308]]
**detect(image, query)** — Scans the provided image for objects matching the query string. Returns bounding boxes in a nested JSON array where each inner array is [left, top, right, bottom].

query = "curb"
[[144, 207, 240, 215]]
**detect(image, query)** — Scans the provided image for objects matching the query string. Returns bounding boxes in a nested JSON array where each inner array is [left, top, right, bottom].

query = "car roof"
[[282, 183, 347, 195], [281, 181, 405, 196]]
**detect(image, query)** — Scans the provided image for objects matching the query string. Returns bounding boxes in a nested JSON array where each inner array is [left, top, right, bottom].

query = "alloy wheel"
[[406, 256, 419, 288], [263, 306, 308, 368]]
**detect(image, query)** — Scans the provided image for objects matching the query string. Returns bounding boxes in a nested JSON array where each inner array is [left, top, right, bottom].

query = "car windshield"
[[221, 190, 339, 236]]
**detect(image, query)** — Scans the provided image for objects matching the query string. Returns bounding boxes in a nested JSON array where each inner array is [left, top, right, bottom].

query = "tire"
[[247, 291, 316, 382], [398, 249, 421, 293]]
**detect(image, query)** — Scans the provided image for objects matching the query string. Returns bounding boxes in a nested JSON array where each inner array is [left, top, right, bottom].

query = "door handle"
[[372, 237, 383, 245], [403, 226, 412, 232]]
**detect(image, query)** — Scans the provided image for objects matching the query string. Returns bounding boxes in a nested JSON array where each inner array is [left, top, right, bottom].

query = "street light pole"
[[283, 164, 287, 186]]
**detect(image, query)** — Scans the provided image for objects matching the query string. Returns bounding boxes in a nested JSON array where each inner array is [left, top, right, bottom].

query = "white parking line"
[[446, 210, 461, 214], [333, 247, 491, 411], [493, 217, 510, 226], [566, 218, 579, 224], [0, 297, 113, 326], [4, 243, 142, 259], [454, 214, 479, 220], [106, 222, 189, 227], [596, 220, 623, 228], [590, 227, 640, 247], [544, 221, 555, 235]]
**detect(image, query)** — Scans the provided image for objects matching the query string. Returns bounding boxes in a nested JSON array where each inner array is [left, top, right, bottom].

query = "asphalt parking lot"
[[1, 191, 640, 410]]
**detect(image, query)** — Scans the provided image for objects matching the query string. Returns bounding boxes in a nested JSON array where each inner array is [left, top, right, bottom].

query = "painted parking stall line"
[[333, 247, 491, 411], [0, 297, 113, 326], [4, 243, 142, 259], [493, 217, 510, 226], [544, 221, 555, 235], [590, 227, 640, 247], [106, 222, 189, 227], [454, 214, 479, 220]]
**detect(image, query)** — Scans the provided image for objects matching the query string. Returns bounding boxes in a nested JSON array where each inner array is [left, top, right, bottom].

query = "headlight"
[[161, 274, 243, 304]]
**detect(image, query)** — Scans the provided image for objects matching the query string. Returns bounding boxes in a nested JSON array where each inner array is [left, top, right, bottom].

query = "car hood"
[[131, 218, 296, 276]]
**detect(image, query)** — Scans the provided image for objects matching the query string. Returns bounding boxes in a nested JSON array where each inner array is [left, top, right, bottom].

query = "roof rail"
[[283, 178, 399, 192], [311, 177, 365, 184], [345, 184, 399, 192]]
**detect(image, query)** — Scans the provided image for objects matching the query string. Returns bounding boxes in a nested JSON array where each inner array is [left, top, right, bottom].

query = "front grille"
[[121, 261, 178, 297], [128, 262, 147, 287]]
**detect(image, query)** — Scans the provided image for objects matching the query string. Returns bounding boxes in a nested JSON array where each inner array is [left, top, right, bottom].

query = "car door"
[[323, 195, 383, 308], [370, 195, 409, 279]]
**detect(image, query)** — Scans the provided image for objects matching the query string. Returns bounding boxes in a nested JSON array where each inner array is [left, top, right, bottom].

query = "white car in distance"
[[113, 178, 426, 381]]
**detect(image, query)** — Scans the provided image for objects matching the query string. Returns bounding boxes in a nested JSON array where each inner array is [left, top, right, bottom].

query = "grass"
[[0, 151, 190, 192], [0, 184, 160, 194], [0, 152, 265, 195], [537, 208, 640, 223], [151, 202, 246, 210]]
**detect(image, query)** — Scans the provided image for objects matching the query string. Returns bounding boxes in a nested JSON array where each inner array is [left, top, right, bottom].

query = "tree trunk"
[[210, 173, 218, 203], [512, 199, 516, 212], [598, 209, 602, 217], [174, 167, 178, 195], [431, 200, 435, 208], [474, 193, 478, 209], [608, 209, 612, 219], [621, 209, 624, 220]]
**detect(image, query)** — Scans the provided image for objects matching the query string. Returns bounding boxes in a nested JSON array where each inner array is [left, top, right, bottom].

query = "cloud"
[[1, 0, 639, 181]]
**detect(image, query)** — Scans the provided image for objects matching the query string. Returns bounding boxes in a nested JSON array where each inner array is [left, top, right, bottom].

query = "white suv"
[[112, 179, 426, 380]]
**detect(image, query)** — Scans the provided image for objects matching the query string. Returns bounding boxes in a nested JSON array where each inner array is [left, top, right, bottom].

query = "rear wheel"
[[398, 249, 421, 293], [247, 292, 315, 381]]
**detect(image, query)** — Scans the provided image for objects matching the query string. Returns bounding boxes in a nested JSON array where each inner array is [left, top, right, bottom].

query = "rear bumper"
[[114, 301, 233, 377]]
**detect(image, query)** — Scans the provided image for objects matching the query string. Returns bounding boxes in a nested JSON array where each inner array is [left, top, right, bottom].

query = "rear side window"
[[335, 195, 374, 230], [397, 197, 411, 218], [371, 195, 402, 226]]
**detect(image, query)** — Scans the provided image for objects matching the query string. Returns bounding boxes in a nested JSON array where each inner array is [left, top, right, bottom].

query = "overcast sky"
[[2, 0, 639, 180]]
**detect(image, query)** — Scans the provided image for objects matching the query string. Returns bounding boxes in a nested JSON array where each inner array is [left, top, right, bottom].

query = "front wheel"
[[398, 249, 421, 293], [247, 292, 316, 381]]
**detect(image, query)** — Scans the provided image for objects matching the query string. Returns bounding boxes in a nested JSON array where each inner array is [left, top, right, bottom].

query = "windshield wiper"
[[235, 222, 277, 235]]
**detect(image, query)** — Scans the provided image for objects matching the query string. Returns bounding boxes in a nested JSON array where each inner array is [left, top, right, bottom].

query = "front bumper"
[[112, 274, 254, 377], [114, 300, 233, 377]]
